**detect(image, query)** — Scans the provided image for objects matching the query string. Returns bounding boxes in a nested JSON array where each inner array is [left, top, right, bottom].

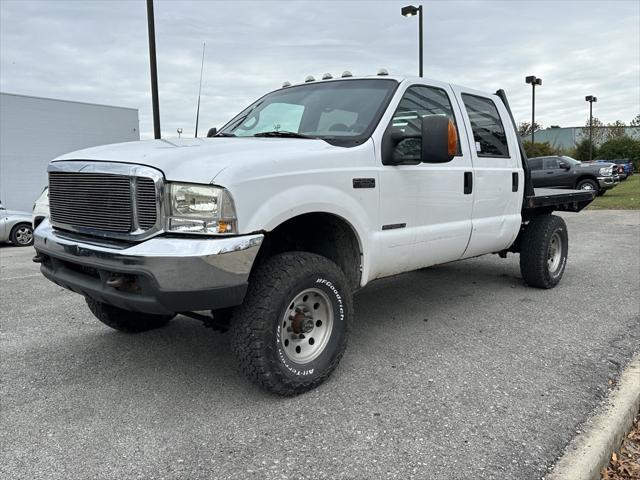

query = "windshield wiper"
[[253, 131, 316, 139], [215, 132, 236, 137]]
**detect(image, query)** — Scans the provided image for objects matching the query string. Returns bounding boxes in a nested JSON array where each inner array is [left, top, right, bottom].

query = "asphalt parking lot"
[[1, 210, 639, 480]]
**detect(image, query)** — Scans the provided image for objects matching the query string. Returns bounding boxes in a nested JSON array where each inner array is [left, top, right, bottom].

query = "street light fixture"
[[585, 95, 598, 161], [401, 5, 423, 77], [525, 75, 542, 144]]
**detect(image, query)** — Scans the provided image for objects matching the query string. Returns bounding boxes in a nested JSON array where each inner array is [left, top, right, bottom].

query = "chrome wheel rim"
[[280, 288, 334, 364], [547, 232, 562, 273], [15, 227, 33, 245], [580, 183, 595, 191]]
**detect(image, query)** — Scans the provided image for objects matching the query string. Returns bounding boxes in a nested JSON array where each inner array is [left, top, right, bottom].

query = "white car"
[[32, 187, 49, 230], [33, 73, 596, 394], [0, 202, 34, 246]]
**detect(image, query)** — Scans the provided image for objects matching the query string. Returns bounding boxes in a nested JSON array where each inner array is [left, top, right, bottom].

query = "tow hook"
[[106, 274, 125, 288], [32, 254, 46, 263]]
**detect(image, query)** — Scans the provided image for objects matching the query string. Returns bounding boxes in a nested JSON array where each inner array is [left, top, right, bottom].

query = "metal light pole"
[[525, 75, 542, 144], [401, 5, 423, 77], [146, 0, 161, 139], [585, 95, 597, 161], [195, 42, 206, 138]]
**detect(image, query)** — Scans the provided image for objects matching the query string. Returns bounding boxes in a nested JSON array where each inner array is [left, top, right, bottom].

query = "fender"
[[238, 185, 372, 286]]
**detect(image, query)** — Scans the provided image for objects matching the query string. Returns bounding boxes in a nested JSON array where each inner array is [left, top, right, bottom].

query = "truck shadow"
[[14, 258, 524, 403]]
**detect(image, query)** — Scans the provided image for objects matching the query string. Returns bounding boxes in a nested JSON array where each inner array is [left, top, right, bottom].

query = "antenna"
[[194, 41, 206, 137]]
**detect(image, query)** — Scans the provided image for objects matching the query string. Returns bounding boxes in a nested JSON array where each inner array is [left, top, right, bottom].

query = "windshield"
[[560, 155, 582, 165], [219, 79, 398, 146]]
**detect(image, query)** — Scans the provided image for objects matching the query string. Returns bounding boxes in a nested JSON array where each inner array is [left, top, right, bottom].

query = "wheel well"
[[256, 213, 362, 290], [10, 222, 31, 233], [574, 175, 598, 188]]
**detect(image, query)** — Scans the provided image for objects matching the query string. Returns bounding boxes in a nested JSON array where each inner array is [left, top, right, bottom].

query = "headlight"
[[168, 183, 237, 234], [599, 167, 612, 176]]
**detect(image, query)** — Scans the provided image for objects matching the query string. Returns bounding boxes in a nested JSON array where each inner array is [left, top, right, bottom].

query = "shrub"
[[523, 141, 559, 158], [597, 136, 640, 171]]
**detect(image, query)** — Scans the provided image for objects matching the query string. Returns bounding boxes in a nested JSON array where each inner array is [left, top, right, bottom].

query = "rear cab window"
[[461, 94, 510, 158]]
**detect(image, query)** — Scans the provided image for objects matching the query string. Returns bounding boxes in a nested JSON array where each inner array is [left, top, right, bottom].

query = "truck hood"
[[52, 137, 339, 184]]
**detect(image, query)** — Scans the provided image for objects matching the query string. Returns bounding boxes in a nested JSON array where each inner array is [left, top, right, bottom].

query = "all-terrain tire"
[[519, 214, 568, 289], [85, 298, 174, 332], [10, 223, 33, 246], [229, 252, 352, 396]]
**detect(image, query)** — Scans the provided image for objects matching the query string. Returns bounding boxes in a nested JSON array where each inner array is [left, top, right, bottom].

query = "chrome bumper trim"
[[34, 219, 263, 293]]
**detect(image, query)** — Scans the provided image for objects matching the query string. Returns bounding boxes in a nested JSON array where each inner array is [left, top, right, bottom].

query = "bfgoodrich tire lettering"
[[229, 252, 352, 396], [519, 214, 568, 289]]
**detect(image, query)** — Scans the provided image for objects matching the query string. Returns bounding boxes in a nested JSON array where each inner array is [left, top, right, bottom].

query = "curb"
[[547, 353, 640, 480]]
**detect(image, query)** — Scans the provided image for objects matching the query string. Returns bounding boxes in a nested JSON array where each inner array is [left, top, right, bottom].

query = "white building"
[[0, 93, 139, 211]]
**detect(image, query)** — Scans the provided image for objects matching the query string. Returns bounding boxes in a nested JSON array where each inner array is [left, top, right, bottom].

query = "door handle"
[[512, 172, 518, 192], [546, 171, 554, 174], [464, 171, 473, 194]]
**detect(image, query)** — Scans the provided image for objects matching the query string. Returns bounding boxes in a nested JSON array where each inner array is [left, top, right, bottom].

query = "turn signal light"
[[448, 120, 458, 156]]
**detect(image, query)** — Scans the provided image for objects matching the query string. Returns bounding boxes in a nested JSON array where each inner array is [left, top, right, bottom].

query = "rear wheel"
[[519, 214, 568, 289], [576, 178, 598, 192], [10, 223, 33, 246], [229, 252, 351, 395], [85, 298, 174, 332]]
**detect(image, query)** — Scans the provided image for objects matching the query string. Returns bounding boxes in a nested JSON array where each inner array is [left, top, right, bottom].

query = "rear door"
[[529, 158, 544, 187], [540, 156, 563, 187], [452, 89, 523, 258]]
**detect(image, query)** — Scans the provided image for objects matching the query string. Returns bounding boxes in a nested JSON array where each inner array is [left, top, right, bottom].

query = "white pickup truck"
[[34, 73, 595, 395]]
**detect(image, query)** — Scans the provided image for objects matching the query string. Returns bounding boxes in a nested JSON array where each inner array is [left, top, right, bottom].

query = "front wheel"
[[576, 178, 598, 192], [229, 252, 352, 395], [10, 223, 33, 246], [519, 214, 568, 289]]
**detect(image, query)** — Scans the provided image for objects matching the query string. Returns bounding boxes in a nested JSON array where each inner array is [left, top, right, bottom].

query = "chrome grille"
[[136, 178, 157, 229], [48, 171, 159, 235]]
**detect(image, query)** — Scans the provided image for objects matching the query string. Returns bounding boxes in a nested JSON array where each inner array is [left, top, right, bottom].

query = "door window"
[[543, 157, 560, 169], [390, 85, 461, 162], [529, 158, 543, 171], [461, 94, 510, 158]]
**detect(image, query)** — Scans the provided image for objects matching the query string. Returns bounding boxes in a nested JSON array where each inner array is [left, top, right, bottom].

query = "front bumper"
[[597, 176, 619, 189], [34, 220, 263, 315]]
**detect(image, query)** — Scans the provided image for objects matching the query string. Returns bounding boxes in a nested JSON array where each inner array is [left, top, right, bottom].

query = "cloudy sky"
[[1, 0, 638, 139]]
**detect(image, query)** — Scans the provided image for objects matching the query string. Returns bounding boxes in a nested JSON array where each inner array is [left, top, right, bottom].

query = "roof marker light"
[[377, 69, 389, 76], [304, 75, 316, 83], [341, 71, 353, 78], [282, 81, 292, 88], [322, 73, 333, 80]]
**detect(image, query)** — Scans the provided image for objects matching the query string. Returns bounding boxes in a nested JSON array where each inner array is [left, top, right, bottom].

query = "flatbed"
[[526, 188, 596, 213]]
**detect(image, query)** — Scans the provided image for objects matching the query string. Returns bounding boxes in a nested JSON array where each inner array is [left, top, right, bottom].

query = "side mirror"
[[382, 116, 457, 165], [207, 127, 217, 137], [421, 116, 457, 163], [558, 161, 570, 170]]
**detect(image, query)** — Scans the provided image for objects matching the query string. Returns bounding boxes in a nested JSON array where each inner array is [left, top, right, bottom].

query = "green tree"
[[597, 136, 640, 171], [573, 138, 597, 161], [518, 121, 543, 138], [630, 114, 640, 137], [523, 141, 558, 158], [606, 120, 627, 140], [580, 116, 606, 145]]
